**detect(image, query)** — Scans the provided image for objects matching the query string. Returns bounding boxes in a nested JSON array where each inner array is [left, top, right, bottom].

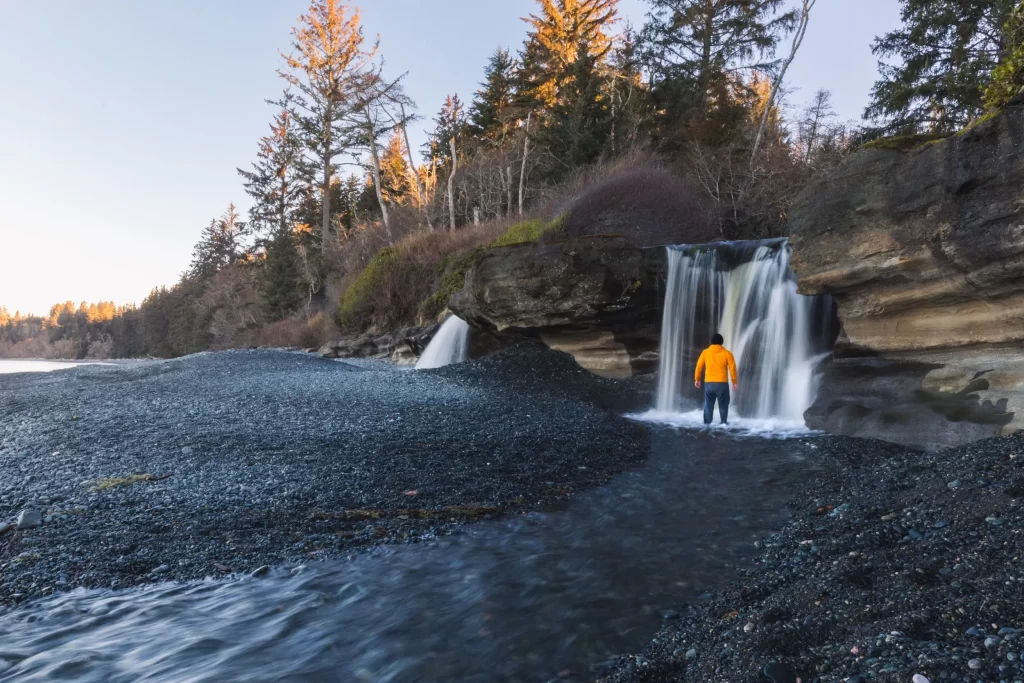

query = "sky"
[[0, 0, 902, 316]]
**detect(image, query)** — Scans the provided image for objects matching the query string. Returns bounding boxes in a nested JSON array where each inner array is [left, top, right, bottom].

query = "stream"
[[0, 427, 820, 682]]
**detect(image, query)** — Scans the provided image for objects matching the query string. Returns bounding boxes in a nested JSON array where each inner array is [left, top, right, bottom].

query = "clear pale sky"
[[0, 0, 901, 316]]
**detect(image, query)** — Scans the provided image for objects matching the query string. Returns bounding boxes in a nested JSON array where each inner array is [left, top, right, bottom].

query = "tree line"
[[3, 0, 1022, 359]]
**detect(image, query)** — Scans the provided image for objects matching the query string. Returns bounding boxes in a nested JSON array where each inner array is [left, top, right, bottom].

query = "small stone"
[[181, 446, 194, 455], [685, 649, 697, 660], [934, 521, 948, 528], [912, 675, 931, 683], [762, 662, 798, 683], [967, 658, 982, 670], [881, 514, 895, 521], [150, 564, 169, 574], [0, 522, 10, 535], [908, 529, 924, 540], [985, 636, 1001, 648], [947, 480, 961, 489], [16, 509, 41, 529], [846, 676, 864, 683], [251, 565, 271, 577], [1008, 652, 1018, 661], [998, 627, 1018, 636], [744, 622, 756, 633], [966, 627, 984, 636], [985, 517, 1004, 526]]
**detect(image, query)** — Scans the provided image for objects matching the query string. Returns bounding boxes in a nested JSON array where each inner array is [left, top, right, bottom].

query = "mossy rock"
[[490, 215, 565, 247], [861, 134, 948, 153], [418, 247, 484, 322], [336, 247, 398, 328]]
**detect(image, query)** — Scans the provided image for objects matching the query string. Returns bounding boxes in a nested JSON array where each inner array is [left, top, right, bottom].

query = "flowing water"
[[415, 316, 470, 370], [647, 241, 835, 430], [0, 429, 821, 683]]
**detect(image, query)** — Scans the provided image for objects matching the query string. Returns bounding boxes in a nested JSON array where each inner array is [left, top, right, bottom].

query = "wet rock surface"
[[0, 348, 647, 605], [596, 432, 1024, 683]]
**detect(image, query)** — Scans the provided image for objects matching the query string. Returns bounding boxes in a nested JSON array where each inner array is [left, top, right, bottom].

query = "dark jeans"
[[703, 383, 731, 424]]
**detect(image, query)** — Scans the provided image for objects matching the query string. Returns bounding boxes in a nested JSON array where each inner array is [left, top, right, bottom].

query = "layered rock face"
[[450, 237, 665, 378], [790, 96, 1024, 447]]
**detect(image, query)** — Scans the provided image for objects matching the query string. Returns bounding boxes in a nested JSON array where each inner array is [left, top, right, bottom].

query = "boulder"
[[450, 237, 666, 378], [790, 95, 1024, 447]]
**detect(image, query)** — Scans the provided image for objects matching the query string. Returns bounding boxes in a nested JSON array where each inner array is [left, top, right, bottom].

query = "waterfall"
[[415, 316, 470, 370], [651, 240, 835, 427]]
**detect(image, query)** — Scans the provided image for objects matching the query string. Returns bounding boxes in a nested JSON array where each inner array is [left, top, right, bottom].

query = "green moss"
[[861, 133, 948, 153], [336, 247, 398, 328], [490, 215, 564, 247], [90, 473, 159, 491], [957, 109, 1001, 136], [418, 246, 484, 322]]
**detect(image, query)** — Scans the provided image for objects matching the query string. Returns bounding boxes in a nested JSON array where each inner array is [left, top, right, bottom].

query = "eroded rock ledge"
[[790, 95, 1024, 447], [450, 237, 666, 378]]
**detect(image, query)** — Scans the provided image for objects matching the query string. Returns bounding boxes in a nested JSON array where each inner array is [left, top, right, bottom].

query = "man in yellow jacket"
[[694, 333, 739, 425]]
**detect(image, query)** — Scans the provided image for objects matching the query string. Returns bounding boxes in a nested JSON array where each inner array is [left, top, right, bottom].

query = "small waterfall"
[[415, 316, 470, 370], [653, 241, 835, 426]]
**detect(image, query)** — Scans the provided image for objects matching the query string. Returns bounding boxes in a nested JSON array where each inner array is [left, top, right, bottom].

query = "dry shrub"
[[255, 313, 338, 349], [335, 220, 509, 332], [551, 149, 718, 247]]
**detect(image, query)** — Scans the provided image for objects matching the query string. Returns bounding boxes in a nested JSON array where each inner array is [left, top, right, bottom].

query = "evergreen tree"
[[640, 0, 795, 147], [238, 94, 305, 240], [259, 227, 303, 321], [423, 94, 468, 169], [379, 131, 413, 203], [189, 204, 245, 280], [280, 0, 378, 257], [541, 42, 611, 175], [519, 0, 619, 110], [468, 48, 519, 141], [865, 0, 1018, 134], [984, 3, 1024, 111], [520, 0, 614, 111]]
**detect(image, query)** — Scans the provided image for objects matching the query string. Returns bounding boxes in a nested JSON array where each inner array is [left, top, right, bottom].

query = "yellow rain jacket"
[[695, 344, 738, 384]]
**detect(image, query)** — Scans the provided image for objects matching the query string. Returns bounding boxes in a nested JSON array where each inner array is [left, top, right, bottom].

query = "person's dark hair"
[[711, 333, 724, 345]]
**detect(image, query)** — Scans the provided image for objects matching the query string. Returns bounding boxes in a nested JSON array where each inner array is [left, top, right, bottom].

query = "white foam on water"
[[628, 409, 820, 438], [415, 316, 470, 370]]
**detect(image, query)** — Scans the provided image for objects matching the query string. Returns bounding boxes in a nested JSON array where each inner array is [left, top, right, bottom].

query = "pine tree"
[[640, 0, 795, 146], [279, 0, 378, 257], [189, 204, 245, 280], [984, 3, 1024, 111], [379, 131, 413, 203], [541, 42, 611, 176], [519, 0, 619, 110], [259, 226, 303, 321], [238, 93, 304, 240], [469, 48, 519, 141], [423, 94, 468, 169], [865, 0, 1018, 134]]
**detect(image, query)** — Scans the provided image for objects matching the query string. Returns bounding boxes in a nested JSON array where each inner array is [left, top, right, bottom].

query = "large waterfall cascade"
[[415, 316, 470, 370], [650, 240, 835, 428]]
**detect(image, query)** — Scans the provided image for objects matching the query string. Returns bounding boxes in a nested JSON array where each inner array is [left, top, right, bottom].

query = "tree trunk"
[[365, 107, 392, 244], [399, 102, 432, 231], [321, 153, 331, 259], [752, 0, 815, 167], [506, 166, 514, 217], [447, 137, 458, 231], [518, 113, 531, 217]]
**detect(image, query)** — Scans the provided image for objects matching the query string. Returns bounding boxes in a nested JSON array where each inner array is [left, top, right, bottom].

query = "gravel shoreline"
[[596, 433, 1024, 683], [0, 347, 648, 605]]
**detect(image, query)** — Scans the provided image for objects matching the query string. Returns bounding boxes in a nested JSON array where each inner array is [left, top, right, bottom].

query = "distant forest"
[[3, 0, 1022, 359]]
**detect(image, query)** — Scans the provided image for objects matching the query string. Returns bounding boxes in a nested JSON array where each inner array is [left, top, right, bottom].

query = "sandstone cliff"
[[790, 94, 1024, 447], [450, 237, 666, 378]]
